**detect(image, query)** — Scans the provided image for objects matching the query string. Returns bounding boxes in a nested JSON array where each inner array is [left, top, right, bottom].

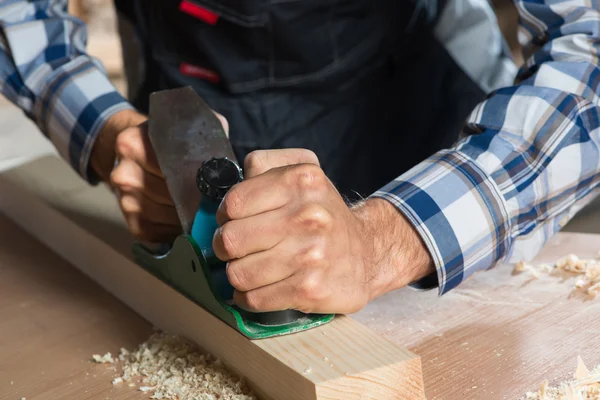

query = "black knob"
[[196, 157, 243, 200]]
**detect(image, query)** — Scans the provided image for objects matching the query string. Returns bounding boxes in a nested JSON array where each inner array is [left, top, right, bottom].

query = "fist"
[[212, 149, 380, 314], [110, 121, 182, 243]]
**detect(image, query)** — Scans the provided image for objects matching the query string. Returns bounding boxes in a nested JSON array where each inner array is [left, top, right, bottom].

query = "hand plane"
[[130, 86, 334, 339]]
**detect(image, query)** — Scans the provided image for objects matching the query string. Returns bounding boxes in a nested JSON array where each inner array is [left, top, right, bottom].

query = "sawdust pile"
[[522, 357, 600, 399], [92, 331, 256, 400], [513, 253, 600, 297]]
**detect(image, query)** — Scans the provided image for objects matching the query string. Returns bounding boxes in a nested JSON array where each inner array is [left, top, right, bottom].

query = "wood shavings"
[[514, 261, 541, 278], [92, 352, 114, 363], [514, 253, 600, 298], [93, 331, 256, 400], [514, 261, 530, 273], [539, 379, 548, 400], [522, 357, 600, 399], [576, 356, 591, 380], [539, 264, 553, 273], [588, 282, 600, 298], [556, 254, 581, 271], [576, 279, 588, 288], [586, 264, 600, 281]]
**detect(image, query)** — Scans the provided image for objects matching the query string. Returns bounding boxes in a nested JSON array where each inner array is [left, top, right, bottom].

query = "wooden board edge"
[[0, 161, 425, 400], [318, 355, 425, 399]]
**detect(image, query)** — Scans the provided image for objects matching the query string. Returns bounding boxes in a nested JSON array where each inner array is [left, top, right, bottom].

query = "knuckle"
[[219, 224, 240, 259], [291, 164, 327, 191], [109, 168, 124, 187], [221, 188, 245, 221], [109, 162, 139, 190], [243, 150, 266, 174], [115, 129, 138, 158], [295, 204, 333, 232], [296, 244, 327, 266], [242, 291, 265, 311], [120, 196, 139, 214], [226, 262, 250, 291], [298, 272, 323, 301]]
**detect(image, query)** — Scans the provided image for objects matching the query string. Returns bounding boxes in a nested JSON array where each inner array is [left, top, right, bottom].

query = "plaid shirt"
[[0, 0, 133, 183], [1, 0, 599, 294], [373, 0, 600, 293]]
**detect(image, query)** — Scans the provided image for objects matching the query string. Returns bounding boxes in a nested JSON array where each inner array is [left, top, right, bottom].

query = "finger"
[[233, 280, 296, 313], [225, 249, 296, 292], [216, 167, 291, 225], [216, 163, 327, 225], [233, 271, 325, 313], [115, 123, 163, 177], [213, 208, 287, 261], [214, 111, 229, 138], [243, 149, 319, 179], [119, 192, 180, 226], [111, 159, 174, 205]]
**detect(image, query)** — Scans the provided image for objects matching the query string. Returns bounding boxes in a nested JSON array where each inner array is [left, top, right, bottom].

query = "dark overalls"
[[114, 0, 485, 201]]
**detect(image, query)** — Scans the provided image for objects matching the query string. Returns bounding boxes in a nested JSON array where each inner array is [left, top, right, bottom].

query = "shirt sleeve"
[[370, 0, 600, 294], [0, 0, 134, 183]]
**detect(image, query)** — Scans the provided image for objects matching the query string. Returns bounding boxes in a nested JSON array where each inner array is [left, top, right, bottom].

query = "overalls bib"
[[114, 0, 486, 200]]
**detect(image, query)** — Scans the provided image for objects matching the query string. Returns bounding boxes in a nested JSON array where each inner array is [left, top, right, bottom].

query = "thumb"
[[214, 111, 229, 138]]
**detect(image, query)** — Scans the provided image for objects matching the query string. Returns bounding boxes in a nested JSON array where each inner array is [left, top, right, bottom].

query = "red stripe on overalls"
[[179, 63, 220, 83], [179, 0, 219, 25]]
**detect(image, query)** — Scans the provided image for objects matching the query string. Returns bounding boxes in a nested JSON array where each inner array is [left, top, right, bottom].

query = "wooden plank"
[[0, 213, 153, 400], [0, 156, 425, 400], [352, 230, 600, 399]]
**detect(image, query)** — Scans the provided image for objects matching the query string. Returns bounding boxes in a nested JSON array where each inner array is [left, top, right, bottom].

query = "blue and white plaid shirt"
[[0, 0, 133, 183], [2, 0, 599, 294]]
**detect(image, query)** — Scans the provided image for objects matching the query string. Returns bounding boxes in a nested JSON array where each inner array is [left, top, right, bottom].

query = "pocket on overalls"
[[143, 0, 268, 88], [143, 0, 388, 93], [268, 0, 388, 89]]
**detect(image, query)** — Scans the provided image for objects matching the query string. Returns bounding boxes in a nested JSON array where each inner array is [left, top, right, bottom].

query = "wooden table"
[[0, 214, 153, 400], [354, 232, 600, 399], [2, 156, 600, 399]]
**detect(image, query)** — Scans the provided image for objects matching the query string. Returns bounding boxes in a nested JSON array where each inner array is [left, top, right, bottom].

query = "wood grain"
[[352, 232, 600, 399], [0, 156, 425, 400], [0, 214, 153, 400], [8, 155, 598, 399]]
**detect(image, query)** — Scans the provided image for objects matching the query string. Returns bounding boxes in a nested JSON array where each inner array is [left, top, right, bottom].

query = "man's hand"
[[91, 108, 230, 243], [90, 109, 181, 243], [213, 149, 434, 314]]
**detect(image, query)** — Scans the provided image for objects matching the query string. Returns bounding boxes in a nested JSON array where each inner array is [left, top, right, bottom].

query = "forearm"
[[352, 198, 434, 300], [0, 0, 134, 183], [371, 0, 600, 294], [463, 0, 600, 263]]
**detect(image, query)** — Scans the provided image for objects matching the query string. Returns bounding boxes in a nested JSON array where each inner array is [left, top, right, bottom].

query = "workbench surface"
[[0, 215, 153, 400], [353, 230, 600, 399], [3, 215, 600, 400], [2, 157, 600, 399]]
